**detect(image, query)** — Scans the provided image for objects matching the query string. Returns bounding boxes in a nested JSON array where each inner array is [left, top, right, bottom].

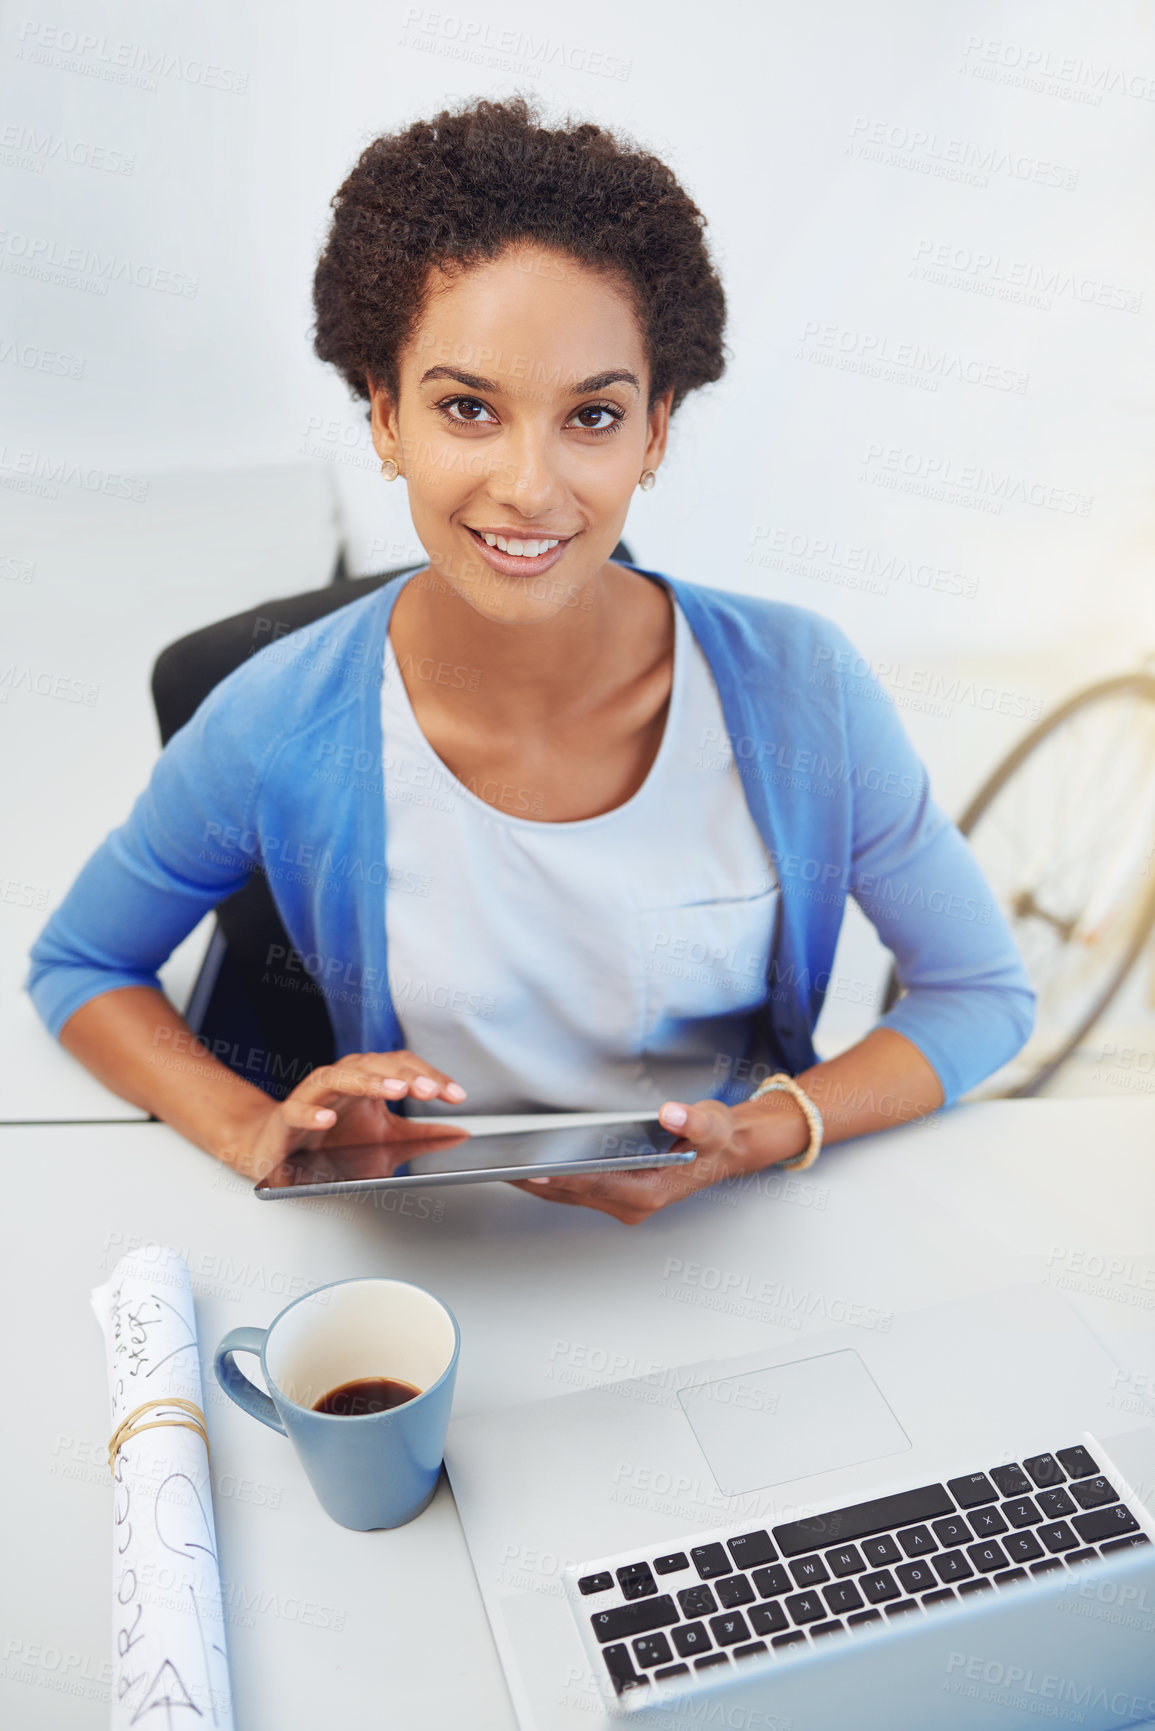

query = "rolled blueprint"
[[92, 1244, 234, 1729]]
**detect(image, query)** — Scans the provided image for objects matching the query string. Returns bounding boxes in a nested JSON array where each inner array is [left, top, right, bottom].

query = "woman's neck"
[[388, 560, 673, 728]]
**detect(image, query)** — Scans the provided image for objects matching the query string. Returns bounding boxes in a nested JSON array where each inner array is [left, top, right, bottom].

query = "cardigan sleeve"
[[830, 628, 1036, 1107], [25, 677, 272, 1040]]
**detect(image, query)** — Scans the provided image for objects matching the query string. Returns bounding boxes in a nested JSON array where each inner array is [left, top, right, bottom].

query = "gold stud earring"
[[380, 458, 399, 482], [638, 469, 657, 492]]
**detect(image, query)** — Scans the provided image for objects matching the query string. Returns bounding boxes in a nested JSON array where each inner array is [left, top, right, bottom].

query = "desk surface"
[[1, 465, 341, 1123], [3, 1100, 1155, 1730]]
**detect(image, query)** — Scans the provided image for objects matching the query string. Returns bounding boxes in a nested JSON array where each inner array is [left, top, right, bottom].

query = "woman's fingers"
[[289, 1051, 467, 1110], [354, 1051, 467, 1102], [512, 1099, 751, 1223], [659, 1098, 732, 1156]]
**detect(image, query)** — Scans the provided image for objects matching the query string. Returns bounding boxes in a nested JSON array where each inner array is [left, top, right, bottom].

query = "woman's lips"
[[465, 525, 573, 578]]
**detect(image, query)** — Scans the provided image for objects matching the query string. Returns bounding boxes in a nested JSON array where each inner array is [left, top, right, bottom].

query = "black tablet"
[[254, 1117, 695, 1199]]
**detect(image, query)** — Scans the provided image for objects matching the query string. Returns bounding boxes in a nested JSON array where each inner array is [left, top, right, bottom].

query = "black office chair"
[[152, 542, 634, 1097]]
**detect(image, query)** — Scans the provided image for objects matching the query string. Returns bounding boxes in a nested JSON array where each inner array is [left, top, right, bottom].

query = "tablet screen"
[[254, 1118, 691, 1197]]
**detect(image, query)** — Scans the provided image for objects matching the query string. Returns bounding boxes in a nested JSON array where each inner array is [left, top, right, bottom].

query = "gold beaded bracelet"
[[747, 1072, 824, 1171]]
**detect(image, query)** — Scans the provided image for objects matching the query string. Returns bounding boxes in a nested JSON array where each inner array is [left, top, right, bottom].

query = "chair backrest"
[[151, 547, 633, 1095]]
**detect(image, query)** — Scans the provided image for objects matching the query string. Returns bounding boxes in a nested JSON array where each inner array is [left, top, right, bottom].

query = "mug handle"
[[214, 1326, 286, 1434]]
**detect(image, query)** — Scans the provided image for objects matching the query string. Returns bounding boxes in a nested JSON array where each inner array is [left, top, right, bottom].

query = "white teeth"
[[479, 532, 559, 557]]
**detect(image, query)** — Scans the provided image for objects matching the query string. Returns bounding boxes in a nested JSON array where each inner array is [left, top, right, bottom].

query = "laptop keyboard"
[[571, 1443, 1151, 1698]]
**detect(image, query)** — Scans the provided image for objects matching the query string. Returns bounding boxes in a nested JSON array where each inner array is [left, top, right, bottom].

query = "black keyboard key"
[[710, 1612, 750, 1647], [749, 1602, 788, 1637], [633, 1633, 672, 1668], [579, 1572, 613, 1595], [860, 1534, 902, 1567], [947, 1473, 997, 1508], [672, 1623, 711, 1658], [601, 1644, 645, 1694], [958, 1578, 993, 1595], [715, 1575, 755, 1609], [785, 1592, 824, 1625], [896, 1560, 937, 1594], [1039, 1522, 1078, 1553], [1003, 1497, 1041, 1528], [1073, 1505, 1139, 1543], [1005, 1531, 1044, 1563], [967, 1541, 1008, 1573], [825, 1544, 866, 1577], [773, 1484, 952, 1555], [734, 1640, 769, 1660], [691, 1543, 731, 1579], [969, 1506, 1008, 1538], [932, 1548, 973, 1583], [923, 1588, 955, 1605], [823, 1580, 864, 1614], [617, 1563, 657, 1600], [678, 1586, 717, 1619], [771, 1631, 807, 1650], [1036, 1488, 1076, 1520], [1056, 1445, 1099, 1480], [655, 1663, 690, 1680], [695, 1652, 730, 1670], [591, 1595, 679, 1644], [788, 1555, 829, 1588], [810, 1620, 845, 1638], [847, 1608, 882, 1628], [1066, 1547, 1099, 1566], [897, 1525, 937, 1557], [932, 1515, 972, 1548], [994, 1568, 1027, 1586], [752, 1565, 792, 1599], [728, 1530, 777, 1570], [1030, 1558, 1063, 1577], [1102, 1533, 1151, 1552], [1023, 1453, 1065, 1488], [861, 1569, 900, 1604], [990, 1464, 1032, 1498], [654, 1552, 689, 1575], [885, 1599, 920, 1617], [1071, 1477, 1117, 1510]]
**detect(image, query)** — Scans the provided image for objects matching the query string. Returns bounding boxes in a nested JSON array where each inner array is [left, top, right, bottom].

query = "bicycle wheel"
[[881, 672, 1155, 1097]]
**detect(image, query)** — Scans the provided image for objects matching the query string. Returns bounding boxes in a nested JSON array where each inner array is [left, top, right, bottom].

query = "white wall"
[[3, 0, 1153, 741]]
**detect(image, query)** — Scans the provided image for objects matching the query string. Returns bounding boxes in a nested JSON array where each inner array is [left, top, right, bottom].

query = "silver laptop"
[[444, 1283, 1155, 1731]]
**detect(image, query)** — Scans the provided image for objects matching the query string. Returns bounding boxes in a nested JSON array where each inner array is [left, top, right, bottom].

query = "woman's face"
[[368, 244, 671, 624]]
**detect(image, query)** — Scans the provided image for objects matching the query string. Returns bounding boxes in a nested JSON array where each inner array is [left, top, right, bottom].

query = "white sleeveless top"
[[380, 596, 779, 1114]]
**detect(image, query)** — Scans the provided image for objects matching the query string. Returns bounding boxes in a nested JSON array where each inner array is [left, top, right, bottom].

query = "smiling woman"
[[26, 95, 1035, 1223]]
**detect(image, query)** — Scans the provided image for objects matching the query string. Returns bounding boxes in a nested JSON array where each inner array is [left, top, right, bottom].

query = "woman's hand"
[[508, 1092, 812, 1225], [223, 1049, 468, 1183]]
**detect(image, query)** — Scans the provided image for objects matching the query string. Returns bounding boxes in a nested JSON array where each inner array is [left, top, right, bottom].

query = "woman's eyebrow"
[[418, 364, 641, 395]]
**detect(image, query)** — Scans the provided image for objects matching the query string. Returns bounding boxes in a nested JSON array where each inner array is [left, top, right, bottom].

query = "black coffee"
[[313, 1376, 421, 1417]]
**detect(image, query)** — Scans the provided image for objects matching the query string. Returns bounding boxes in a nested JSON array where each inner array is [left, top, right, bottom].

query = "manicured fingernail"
[[661, 1104, 687, 1128], [444, 1083, 467, 1101], [413, 1077, 437, 1096], [382, 1078, 407, 1093], [315, 1109, 336, 1125], [528, 1176, 551, 1185]]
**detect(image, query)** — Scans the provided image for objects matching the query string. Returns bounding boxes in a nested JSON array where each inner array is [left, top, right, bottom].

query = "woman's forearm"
[[793, 1026, 945, 1145], [58, 986, 273, 1170]]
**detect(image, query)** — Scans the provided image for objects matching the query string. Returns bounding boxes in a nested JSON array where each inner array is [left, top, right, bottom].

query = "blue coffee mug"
[[214, 1275, 460, 1530]]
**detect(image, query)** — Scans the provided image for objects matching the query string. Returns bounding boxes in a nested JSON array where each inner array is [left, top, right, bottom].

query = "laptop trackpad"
[[677, 1348, 911, 1497]]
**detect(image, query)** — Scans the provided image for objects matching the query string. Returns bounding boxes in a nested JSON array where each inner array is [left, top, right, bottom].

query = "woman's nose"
[[485, 427, 564, 518]]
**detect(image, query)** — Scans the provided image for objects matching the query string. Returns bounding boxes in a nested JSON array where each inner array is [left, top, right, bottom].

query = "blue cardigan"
[[26, 565, 1034, 1108]]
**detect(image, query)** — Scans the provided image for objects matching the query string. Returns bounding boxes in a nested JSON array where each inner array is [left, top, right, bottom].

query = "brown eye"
[[572, 404, 623, 433]]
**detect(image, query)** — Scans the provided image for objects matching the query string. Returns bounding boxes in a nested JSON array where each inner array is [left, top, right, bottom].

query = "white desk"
[[1, 464, 342, 1122], [2, 1100, 1154, 1729]]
